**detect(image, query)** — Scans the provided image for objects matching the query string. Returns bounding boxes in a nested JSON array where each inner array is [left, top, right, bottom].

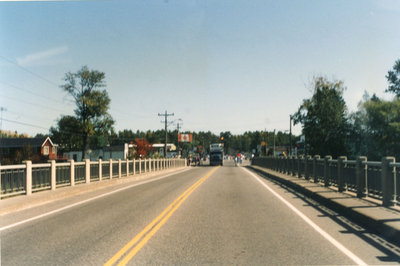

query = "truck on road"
[[209, 143, 224, 166]]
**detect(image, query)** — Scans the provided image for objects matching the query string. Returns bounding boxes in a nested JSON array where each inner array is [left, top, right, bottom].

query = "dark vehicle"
[[209, 143, 224, 166]]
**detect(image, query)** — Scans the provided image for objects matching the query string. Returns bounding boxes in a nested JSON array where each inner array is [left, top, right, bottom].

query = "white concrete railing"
[[0, 158, 187, 199]]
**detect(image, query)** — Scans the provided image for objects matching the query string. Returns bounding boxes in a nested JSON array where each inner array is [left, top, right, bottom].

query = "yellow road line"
[[105, 167, 219, 266]]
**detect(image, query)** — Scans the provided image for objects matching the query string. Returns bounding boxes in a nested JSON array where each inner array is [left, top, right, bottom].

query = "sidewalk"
[[0, 167, 188, 216], [247, 165, 400, 245]]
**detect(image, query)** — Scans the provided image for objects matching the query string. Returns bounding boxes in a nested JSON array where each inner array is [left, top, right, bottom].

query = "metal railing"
[[0, 158, 187, 199], [252, 155, 399, 207], [56, 163, 71, 187], [32, 163, 51, 192]]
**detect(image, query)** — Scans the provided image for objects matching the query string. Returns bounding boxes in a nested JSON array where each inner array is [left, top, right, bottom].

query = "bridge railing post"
[[337, 156, 347, 192], [70, 160, 75, 186], [24, 160, 32, 195], [356, 156, 367, 198], [382, 157, 395, 206], [313, 155, 320, 183], [304, 155, 311, 180], [277, 157, 281, 172], [276, 157, 280, 172], [109, 159, 113, 180], [85, 159, 91, 184], [99, 159, 102, 181], [118, 159, 122, 178], [297, 156, 302, 178], [291, 156, 296, 176], [149, 158, 152, 172], [285, 156, 289, 174], [50, 160, 56, 191], [324, 156, 332, 187]]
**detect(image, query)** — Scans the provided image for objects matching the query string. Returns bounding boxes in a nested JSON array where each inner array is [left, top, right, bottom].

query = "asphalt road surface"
[[1, 160, 399, 265]]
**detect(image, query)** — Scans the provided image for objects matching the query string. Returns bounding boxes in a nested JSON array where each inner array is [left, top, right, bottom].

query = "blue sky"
[[1, 0, 400, 137]]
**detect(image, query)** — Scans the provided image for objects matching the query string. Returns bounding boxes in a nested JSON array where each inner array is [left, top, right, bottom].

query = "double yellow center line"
[[105, 167, 219, 266]]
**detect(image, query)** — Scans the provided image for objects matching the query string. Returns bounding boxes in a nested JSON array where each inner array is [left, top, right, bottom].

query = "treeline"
[[1, 130, 30, 138], [50, 127, 297, 157]]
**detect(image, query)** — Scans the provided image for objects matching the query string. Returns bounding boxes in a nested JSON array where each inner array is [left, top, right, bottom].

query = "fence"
[[252, 155, 400, 207], [0, 158, 187, 199]]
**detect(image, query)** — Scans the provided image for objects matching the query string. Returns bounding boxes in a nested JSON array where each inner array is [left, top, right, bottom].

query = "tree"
[[50, 116, 82, 153], [352, 95, 400, 160], [61, 66, 114, 159], [293, 76, 349, 157], [220, 131, 233, 154], [386, 59, 400, 96], [133, 138, 152, 159]]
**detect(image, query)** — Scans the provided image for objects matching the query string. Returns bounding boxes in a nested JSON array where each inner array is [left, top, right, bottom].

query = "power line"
[[2, 118, 49, 131], [0, 55, 59, 87], [0, 81, 74, 107], [0, 93, 68, 113]]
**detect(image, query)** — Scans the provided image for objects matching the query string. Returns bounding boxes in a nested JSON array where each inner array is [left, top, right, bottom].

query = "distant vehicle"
[[209, 143, 224, 166]]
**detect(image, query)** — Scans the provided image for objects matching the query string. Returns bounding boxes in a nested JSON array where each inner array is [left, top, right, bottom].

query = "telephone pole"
[[0, 107, 7, 138], [176, 119, 183, 157], [273, 129, 276, 157], [158, 110, 174, 158], [289, 115, 292, 156]]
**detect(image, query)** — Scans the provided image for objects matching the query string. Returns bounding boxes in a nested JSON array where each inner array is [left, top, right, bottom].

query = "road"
[[1, 160, 399, 265]]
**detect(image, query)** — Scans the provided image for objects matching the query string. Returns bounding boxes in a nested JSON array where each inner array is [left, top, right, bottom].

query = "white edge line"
[[241, 167, 367, 266], [0, 168, 191, 232]]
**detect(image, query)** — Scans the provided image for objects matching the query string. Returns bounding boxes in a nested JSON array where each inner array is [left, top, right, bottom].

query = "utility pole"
[[289, 115, 292, 156], [0, 107, 6, 138], [176, 119, 182, 158], [158, 110, 174, 158], [273, 129, 276, 157]]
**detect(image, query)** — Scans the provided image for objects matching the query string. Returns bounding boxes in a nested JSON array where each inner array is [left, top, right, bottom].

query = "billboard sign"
[[178, 133, 192, 142]]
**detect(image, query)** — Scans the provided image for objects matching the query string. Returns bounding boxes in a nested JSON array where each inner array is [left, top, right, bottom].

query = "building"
[[0, 137, 58, 164], [152, 143, 177, 158], [63, 144, 128, 162]]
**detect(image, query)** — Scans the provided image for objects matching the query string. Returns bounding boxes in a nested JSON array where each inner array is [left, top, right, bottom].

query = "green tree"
[[293, 76, 349, 157], [386, 59, 400, 96], [355, 96, 400, 160], [220, 131, 233, 154], [50, 116, 82, 152], [61, 66, 114, 159]]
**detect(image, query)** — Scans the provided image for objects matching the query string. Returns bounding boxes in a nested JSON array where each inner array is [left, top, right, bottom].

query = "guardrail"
[[252, 156, 400, 207], [0, 158, 187, 199]]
